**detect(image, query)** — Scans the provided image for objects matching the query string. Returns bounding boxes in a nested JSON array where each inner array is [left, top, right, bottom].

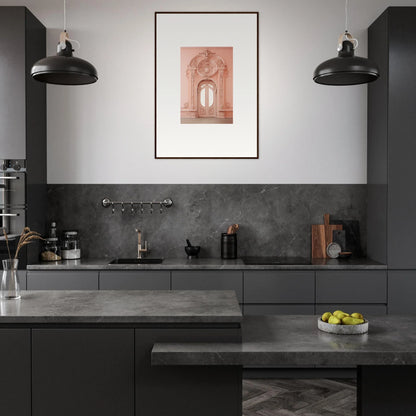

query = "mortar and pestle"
[[185, 239, 200, 258]]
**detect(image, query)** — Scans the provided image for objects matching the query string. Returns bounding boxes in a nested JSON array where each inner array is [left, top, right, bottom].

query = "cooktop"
[[242, 257, 312, 265]]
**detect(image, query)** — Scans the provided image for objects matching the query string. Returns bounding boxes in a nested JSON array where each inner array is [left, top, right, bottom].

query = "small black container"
[[221, 233, 237, 259]]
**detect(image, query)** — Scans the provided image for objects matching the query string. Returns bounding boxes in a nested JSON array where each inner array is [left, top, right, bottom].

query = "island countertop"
[[0, 290, 242, 324], [152, 315, 416, 367]]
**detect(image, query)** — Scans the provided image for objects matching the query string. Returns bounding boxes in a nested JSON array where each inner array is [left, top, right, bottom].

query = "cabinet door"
[[100, 271, 170, 290], [316, 271, 387, 303], [388, 271, 416, 314], [32, 329, 134, 416], [27, 271, 99, 290], [136, 327, 241, 416], [244, 304, 314, 315], [244, 271, 315, 304], [0, 329, 31, 416], [171, 271, 243, 303], [315, 304, 387, 315], [0, 8, 26, 158], [387, 9, 416, 269], [18, 270, 26, 290]]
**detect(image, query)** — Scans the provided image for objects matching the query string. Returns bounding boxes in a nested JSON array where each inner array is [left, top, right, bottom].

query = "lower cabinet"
[[100, 271, 170, 290], [171, 271, 243, 303], [244, 271, 315, 314], [27, 271, 99, 290], [244, 304, 315, 315], [388, 270, 416, 314], [316, 271, 387, 304], [24, 268, 392, 314], [18, 270, 27, 290], [315, 304, 387, 315], [0, 329, 31, 416], [135, 327, 241, 416], [315, 271, 387, 315], [32, 329, 134, 416]]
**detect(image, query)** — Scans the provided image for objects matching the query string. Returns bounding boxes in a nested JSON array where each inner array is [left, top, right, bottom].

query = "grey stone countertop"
[[27, 257, 386, 270], [152, 315, 416, 367], [0, 290, 242, 324]]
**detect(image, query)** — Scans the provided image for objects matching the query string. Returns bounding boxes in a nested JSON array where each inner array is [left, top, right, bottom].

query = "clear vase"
[[1, 259, 20, 300]]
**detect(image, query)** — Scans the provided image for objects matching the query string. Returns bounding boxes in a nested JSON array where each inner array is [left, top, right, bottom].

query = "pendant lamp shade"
[[313, 40, 379, 86], [31, 41, 98, 85], [31, 0, 98, 86], [313, 0, 379, 86]]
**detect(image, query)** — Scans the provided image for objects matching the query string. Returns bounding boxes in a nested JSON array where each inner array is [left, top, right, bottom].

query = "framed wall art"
[[155, 12, 259, 159]]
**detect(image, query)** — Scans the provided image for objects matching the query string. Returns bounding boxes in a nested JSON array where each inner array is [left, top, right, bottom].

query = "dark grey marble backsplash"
[[47, 185, 367, 259]]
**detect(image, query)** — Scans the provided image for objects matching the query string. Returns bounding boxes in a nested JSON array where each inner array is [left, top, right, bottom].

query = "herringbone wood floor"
[[243, 379, 357, 416]]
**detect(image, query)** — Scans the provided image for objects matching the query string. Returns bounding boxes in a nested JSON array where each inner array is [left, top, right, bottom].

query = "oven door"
[[0, 172, 26, 234], [0, 172, 25, 207]]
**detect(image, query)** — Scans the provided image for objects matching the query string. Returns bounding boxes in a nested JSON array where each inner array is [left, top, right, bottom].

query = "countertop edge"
[[26, 258, 387, 271]]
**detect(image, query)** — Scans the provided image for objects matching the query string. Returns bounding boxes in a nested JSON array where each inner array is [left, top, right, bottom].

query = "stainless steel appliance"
[[0, 159, 37, 268], [0, 159, 26, 236]]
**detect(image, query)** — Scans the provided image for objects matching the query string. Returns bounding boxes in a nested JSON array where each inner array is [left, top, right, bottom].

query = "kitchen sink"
[[109, 258, 164, 265]]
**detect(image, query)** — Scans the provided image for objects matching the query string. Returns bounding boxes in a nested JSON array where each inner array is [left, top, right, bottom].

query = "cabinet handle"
[[0, 213, 20, 217], [0, 177, 19, 180]]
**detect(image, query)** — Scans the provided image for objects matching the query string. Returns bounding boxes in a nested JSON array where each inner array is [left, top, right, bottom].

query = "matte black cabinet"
[[171, 271, 243, 303], [368, 8, 416, 269], [244, 271, 315, 315], [244, 271, 314, 303], [18, 270, 27, 290], [316, 271, 387, 304], [32, 329, 134, 416], [0, 329, 31, 416], [27, 271, 99, 290], [135, 327, 241, 416], [0, 7, 45, 158], [25, 269, 390, 313], [388, 271, 416, 314], [315, 304, 387, 315], [100, 271, 170, 290]]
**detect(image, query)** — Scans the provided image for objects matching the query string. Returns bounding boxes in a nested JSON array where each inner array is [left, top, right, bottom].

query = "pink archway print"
[[181, 47, 233, 124]]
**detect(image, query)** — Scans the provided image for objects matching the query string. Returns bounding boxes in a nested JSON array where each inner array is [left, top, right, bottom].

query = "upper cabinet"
[[0, 7, 46, 160], [367, 7, 416, 269]]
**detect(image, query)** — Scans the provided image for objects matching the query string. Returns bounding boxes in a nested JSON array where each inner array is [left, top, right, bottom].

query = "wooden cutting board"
[[312, 214, 343, 258]]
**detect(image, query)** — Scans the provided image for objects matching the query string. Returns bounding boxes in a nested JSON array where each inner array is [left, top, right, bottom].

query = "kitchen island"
[[0, 290, 242, 416], [153, 315, 416, 416]]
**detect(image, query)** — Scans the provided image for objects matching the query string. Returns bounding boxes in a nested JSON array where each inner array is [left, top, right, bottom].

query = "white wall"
[[2, 0, 416, 184]]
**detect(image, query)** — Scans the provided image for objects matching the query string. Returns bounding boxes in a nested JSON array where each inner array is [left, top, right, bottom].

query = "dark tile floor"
[[243, 379, 356, 416]]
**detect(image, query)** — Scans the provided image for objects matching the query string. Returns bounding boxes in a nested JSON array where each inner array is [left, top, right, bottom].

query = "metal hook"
[[150, 203, 153, 214], [130, 202, 135, 214], [121, 202, 125, 214], [111, 202, 115, 214], [140, 203, 144, 214], [159, 202, 163, 214]]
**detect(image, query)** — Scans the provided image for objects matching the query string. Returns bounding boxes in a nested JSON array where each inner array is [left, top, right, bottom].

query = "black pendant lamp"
[[31, 0, 97, 85], [313, 0, 379, 86]]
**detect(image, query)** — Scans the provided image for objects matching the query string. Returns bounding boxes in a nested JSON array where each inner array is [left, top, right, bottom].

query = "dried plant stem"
[[14, 227, 43, 260], [2, 228, 12, 263], [2, 227, 43, 271]]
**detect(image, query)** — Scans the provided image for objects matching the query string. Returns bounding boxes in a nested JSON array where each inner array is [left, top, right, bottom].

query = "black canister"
[[221, 233, 237, 259]]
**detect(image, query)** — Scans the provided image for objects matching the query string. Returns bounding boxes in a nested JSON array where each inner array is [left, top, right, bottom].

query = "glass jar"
[[40, 238, 61, 262], [61, 231, 81, 260]]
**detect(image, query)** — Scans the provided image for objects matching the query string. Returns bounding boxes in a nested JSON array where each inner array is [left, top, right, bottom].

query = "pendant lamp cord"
[[345, 0, 349, 32], [63, 0, 67, 32], [337, 0, 358, 51], [58, 0, 81, 52]]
